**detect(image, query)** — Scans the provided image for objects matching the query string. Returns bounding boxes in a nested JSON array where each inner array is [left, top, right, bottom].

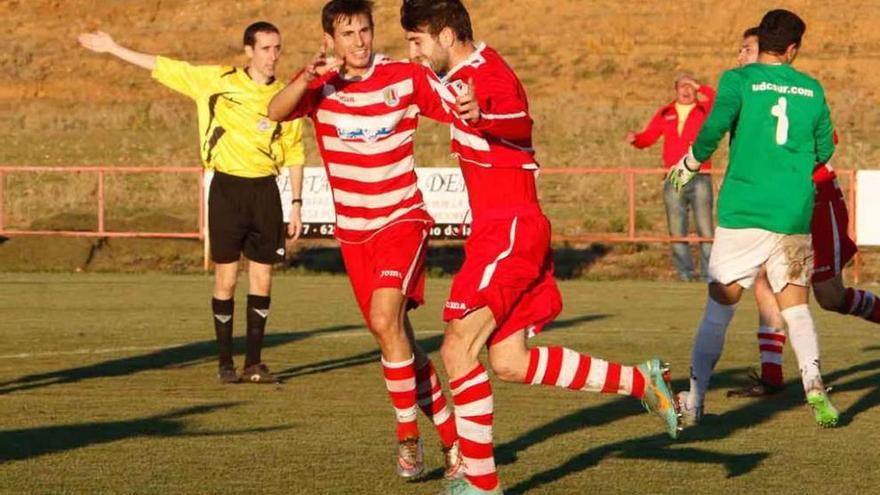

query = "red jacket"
[[632, 85, 716, 170]]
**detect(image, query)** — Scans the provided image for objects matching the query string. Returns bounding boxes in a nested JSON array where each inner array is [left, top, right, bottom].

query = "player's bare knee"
[[439, 336, 462, 374], [489, 359, 525, 383], [440, 325, 476, 375], [368, 310, 400, 340], [708, 282, 742, 306], [214, 277, 237, 298], [488, 346, 528, 382]]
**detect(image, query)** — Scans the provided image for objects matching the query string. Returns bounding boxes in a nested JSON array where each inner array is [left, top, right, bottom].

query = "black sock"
[[245, 295, 271, 368], [212, 298, 234, 368]]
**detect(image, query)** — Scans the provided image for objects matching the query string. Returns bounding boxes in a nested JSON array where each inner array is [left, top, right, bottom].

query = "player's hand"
[[303, 43, 343, 82], [666, 147, 701, 194], [78, 31, 117, 54], [625, 131, 636, 144], [456, 78, 481, 125], [287, 205, 303, 243]]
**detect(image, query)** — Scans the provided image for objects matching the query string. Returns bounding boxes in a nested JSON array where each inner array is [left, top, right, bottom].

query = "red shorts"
[[811, 196, 857, 283], [339, 221, 430, 325], [444, 207, 563, 346]]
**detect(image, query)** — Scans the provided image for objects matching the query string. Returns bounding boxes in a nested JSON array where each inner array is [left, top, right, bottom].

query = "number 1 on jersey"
[[771, 96, 789, 145]]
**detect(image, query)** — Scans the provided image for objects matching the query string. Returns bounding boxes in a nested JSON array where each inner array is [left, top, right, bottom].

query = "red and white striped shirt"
[[431, 43, 542, 219], [286, 55, 450, 243], [432, 43, 538, 172]]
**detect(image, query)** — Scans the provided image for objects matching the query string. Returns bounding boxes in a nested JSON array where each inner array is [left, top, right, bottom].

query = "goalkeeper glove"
[[666, 147, 702, 194]]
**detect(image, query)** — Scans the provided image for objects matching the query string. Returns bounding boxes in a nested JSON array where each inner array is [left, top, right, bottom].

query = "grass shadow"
[[286, 244, 610, 278], [274, 314, 610, 380], [503, 358, 880, 493], [0, 324, 360, 395], [495, 371, 741, 468], [0, 402, 291, 463]]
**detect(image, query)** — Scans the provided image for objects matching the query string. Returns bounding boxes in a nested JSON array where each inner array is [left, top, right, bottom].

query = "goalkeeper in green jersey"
[[668, 9, 839, 428]]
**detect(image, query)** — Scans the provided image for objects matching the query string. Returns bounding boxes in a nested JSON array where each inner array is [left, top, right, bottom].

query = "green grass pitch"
[[1, 273, 879, 494]]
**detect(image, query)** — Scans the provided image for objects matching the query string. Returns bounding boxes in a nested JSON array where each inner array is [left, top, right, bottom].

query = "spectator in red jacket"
[[627, 74, 715, 281]]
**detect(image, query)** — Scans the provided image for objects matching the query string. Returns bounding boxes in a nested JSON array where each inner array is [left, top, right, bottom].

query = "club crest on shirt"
[[383, 87, 400, 107], [257, 118, 272, 132]]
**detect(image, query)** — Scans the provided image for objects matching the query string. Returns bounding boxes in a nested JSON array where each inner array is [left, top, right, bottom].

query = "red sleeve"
[[632, 108, 665, 149], [698, 84, 717, 109], [467, 72, 533, 141], [411, 64, 452, 123]]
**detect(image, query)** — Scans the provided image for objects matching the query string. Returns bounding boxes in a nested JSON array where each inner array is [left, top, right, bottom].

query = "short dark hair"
[[243, 21, 279, 47], [322, 0, 374, 35], [743, 26, 759, 39], [758, 10, 806, 54], [400, 0, 474, 42]]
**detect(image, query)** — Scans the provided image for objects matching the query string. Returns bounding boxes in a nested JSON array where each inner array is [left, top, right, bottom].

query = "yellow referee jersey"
[[152, 56, 304, 178]]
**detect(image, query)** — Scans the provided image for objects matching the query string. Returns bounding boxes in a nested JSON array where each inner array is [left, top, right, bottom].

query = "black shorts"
[[208, 171, 285, 265]]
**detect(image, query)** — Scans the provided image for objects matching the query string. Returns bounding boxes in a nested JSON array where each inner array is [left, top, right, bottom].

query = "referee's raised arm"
[[78, 31, 157, 70]]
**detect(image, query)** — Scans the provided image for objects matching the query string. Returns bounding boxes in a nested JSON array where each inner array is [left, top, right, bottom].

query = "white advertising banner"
[[856, 170, 880, 246], [205, 167, 471, 239]]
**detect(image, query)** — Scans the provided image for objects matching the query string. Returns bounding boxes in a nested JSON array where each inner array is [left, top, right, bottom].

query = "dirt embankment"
[[4, 0, 880, 278]]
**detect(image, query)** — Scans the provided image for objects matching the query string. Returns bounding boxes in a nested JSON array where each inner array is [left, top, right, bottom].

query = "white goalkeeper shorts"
[[707, 227, 813, 293]]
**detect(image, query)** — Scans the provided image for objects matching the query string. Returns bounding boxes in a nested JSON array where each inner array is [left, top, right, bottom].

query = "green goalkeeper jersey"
[[693, 63, 835, 234]]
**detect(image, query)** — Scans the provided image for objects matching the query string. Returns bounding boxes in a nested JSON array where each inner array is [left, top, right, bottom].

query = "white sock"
[[688, 297, 737, 410], [781, 304, 824, 393]]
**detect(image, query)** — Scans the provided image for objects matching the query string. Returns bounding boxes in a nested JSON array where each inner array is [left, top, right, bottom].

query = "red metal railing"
[[542, 167, 860, 282], [0, 166, 861, 281], [0, 166, 204, 239]]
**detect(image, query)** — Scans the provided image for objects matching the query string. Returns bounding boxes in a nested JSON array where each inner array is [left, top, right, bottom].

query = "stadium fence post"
[[200, 169, 209, 271], [627, 170, 636, 240], [0, 170, 5, 233], [97, 170, 105, 234], [849, 170, 860, 284]]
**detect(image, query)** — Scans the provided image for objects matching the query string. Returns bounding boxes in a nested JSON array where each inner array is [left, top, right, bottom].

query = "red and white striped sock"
[[382, 355, 420, 441], [415, 360, 458, 449], [524, 347, 646, 399], [844, 288, 880, 324], [757, 326, 785, 387], [450, 363, 498, 492]]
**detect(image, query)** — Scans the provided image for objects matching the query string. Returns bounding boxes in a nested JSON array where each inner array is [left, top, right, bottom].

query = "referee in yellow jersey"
[[78, 22, 305, 384]]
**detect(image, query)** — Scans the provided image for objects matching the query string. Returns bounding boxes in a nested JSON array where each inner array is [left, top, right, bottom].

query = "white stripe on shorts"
[[478, 218, 518, 290]]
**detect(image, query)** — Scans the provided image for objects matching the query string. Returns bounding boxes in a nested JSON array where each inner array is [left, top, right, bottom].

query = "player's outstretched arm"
[[268, 75, 310, 122], [78, 31, 156, 71], [815, 96, 836, 165], [667, 146, 702, 193], [692, 70, 742, 162], [267, 46, 342, 122]]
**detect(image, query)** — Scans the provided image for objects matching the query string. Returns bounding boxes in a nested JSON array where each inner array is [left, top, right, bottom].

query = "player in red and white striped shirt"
[[400, 2, 680, 493], [268, 0, 462, 481]]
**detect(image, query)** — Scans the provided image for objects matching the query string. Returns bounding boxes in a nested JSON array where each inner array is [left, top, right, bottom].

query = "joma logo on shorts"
[[380, 270, 403, 279], [446, 301, 467, 310]]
